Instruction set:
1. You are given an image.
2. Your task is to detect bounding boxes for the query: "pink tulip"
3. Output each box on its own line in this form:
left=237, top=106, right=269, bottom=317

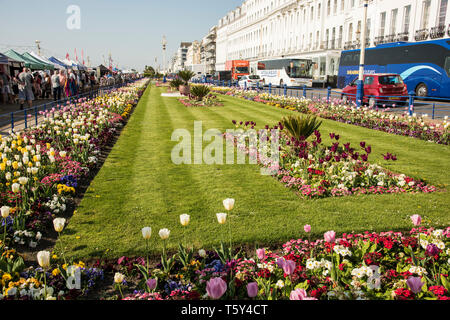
left=206, top=277, right=227, bottom=300
left=282, top=260, right=296, bottom=275
left=410, top=214, right=422, bottom=226
left=256, top=248, right=266, bottom=260
left=406, top=277, right=424, bottom=294
left=146, top=278, right=157, bottom=291
left=290, top=289, right=307, bottom=300
left=290, top=288, right=318, bottom=300
left=324, top=230, right=336, bottom=243
left=304, top=225, right=311, bottom=233
left=247, top=282, right=258, bottom=298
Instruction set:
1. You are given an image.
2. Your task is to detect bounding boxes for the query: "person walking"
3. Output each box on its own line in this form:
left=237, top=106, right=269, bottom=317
left=0, top=66, right=12, bottom=104
left=51, top=70, right=61, bottom=101
left=59, top=70, right=67, bottom=98
left=18, top=68, right=34, bottom=110
left=43, top=72, right=51, bottom=99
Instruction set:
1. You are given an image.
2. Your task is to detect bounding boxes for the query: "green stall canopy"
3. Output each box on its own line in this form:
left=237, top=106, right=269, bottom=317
left=4, top=49, right=49, bottom=70
left=22, top=52, right=54, bottom=71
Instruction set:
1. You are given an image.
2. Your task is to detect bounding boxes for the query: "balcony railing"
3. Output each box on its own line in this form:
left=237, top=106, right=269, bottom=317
left=374, top=35, right=385, bottom=46
left=415, top=29, right=429, bottom=41
left=385, top=34, right=396, bottom=43
left=430, top=25, right=446, bottom=39
left=396, top=32, right=409, bottom=41
left=344, top=41, right=354, bottom=50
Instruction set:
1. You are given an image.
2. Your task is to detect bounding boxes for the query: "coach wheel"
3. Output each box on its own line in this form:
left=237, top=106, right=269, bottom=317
left=415, top=83, right=428, bottom=97
left=368, top=97, right=376, bottom=108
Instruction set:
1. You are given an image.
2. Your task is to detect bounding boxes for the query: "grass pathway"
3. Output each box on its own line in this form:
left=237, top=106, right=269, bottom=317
left=60, top=85, right=450, bottom=259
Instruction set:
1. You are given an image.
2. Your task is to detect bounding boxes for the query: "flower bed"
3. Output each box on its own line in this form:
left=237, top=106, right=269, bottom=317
left=224, top=121, right=436, bottom=199
left=0, top=79, right=149, bottom=300
left=178, top=93, right=223, bottom=107
left=69, top=209, right=450, bottom=301
left=211, top=87, right=450, bottom=145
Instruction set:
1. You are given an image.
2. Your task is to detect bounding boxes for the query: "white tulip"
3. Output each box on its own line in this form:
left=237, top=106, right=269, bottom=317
left=18, top=177, right=28, bottom=185
left=198, top=249, right=207, bottom=258
left=141, top=227, right=152, bottom=240
left=216, top=213, right=227, bottom=225
left=59, top=151, right=67, bottom=158
left=1, top=206, right=10, bottom=218
left=37, top=251, right=51, bottom=268
left=223, top=198, right=235, bottom=211
left=53, top=218, right=66, bottom=233
left=180, top=214, right=190, bottom=227
left=114, top=272, right=125, bottom=284
left=12, top=183, right=20, bottom=193
left=158, top=228, right=170, bottom=240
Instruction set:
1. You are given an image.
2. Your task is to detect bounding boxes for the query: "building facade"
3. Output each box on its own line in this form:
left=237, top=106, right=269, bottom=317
left=171, top=42, right=192, bottom=72
left=201, top=26, right=217, bottom=74
left=215, top=0, right=449, bottom=81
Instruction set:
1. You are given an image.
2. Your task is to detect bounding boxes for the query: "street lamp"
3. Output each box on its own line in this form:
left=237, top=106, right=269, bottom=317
left=35, top=40, right=41, bottom=56
left=356, top=0, right=369, bottom=108
left=162, top=35, right=167, bottom=74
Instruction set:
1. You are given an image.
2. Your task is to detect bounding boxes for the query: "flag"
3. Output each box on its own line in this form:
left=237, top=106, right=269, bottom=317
left=81, top=49, right=85, bottom=65
left=66, top=53, right=70, bottom=60
left=74, top=48, right=78, bottom=62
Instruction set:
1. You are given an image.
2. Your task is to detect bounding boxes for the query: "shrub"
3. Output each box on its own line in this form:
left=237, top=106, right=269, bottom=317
left=280, top=114, right=322, bottom=141
left=177, top=70, right=195, bottom=85
left=170, top=78, right=184, bottom=90
left=190, top=85, right=211, bottom=101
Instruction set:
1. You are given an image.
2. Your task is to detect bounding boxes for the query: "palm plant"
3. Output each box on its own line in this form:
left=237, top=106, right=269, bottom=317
left=190, top=85, right=211, bottom=101
left=170, top=78, right=184, bottom=90
left=280, top=115, right=322, bottom=141
left=177, top=70, right=195, bottom=85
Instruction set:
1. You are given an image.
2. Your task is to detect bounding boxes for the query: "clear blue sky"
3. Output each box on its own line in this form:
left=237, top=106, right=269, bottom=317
left=0, top=0, right=242, bottom=71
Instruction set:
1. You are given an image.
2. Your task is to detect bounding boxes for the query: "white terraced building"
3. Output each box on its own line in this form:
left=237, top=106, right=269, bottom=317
left=215, top=0, right=450, bottom=84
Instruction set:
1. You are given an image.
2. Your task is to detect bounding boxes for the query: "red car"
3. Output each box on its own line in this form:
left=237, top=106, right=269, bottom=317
left=341, top=74, right=408, bottom=107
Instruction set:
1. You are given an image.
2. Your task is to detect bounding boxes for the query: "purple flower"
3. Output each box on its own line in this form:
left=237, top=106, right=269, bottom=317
left=206, top=277, right=227, bottom=300
left=425, top=243, right=439, bottom=256
left=247, top=282, right=258, bottom=298
left=146, top=278, right=157, bottom=291
left=282, top=260, right=296, bottom=275
left=406, top=277, right=424, bottom=294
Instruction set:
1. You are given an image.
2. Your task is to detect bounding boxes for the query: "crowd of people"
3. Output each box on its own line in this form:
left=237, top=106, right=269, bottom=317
left=0, top=66, right=135, bottom=110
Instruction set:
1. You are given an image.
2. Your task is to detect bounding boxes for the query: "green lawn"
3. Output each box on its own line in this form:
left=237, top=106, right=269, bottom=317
left=60, top=85, right=450, bottom=260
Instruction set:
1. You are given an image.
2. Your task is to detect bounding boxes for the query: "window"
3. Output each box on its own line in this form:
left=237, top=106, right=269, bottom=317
left=364, top=76, right=374, bottom=85
left=390, top=9, right=398, bottom=35
left=379, top=12, right=386, bottom=36
left=403, top=5, right=411, bottom=33
left=379, top=75, right=403, bottom=85
left=438, top=0, right=448, bottom=26
left=445, top=56, right=450, bottom=76
left=421, top=0, right=431, bottom=29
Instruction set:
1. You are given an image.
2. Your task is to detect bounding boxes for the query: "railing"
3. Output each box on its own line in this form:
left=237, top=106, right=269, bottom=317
left=396, top=32, right=409, bottom=41
left=415, top=29, right=429, bottom=41
left=0, top=80, right=138, bottom=134
left=374, top=35, right=385, bottom=46
left=430, top=25, right=446, bottom=39
left=197, top=80, right=450, bottom=120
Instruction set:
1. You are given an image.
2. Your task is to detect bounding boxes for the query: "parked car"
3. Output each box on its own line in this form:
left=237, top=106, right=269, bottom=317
left=341, top=74, right=408, bottom=107
left=238, top=75, right=265, bottom=89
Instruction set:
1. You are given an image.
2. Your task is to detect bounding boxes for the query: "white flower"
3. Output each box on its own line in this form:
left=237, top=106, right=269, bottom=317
left=216, top=213, right=227, bottom=225
left=53, top=218, right=66, bottom=233
left=114, top=272, right=125, bottom=284
left=158, top=228, right=170, bottom=240
left=198, top=249, right=207, bottom=258
left=223, top=198, right=235, bottom=211
left=180, top=214, right=190, bottom=227
left=141, top=227, right=152, bottom=240
left=37, top=251, right=51, bottom=268
left=1, top=206, right=10, bottom=218
left=275, top=280, right=284, bottom=288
